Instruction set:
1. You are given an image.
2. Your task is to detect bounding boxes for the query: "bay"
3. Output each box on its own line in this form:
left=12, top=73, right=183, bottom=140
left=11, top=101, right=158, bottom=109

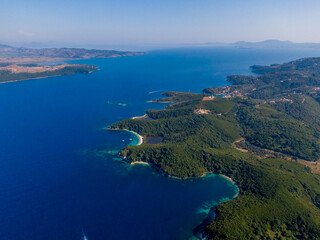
left=1, top=47, right=320, bottom=239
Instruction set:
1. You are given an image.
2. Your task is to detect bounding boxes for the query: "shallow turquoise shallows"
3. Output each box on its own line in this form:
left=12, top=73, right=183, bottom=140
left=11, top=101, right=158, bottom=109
left=1, top=47, right=320, bottom=240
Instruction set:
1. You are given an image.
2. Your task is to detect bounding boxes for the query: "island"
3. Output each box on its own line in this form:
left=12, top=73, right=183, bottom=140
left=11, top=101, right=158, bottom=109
left=110, top=57, right=320, bottom=239
left=0, top=44, right=143, bottom=83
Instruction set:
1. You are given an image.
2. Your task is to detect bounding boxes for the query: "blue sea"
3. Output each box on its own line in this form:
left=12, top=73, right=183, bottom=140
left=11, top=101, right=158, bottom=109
left=1, top=47, right=320, bottom=240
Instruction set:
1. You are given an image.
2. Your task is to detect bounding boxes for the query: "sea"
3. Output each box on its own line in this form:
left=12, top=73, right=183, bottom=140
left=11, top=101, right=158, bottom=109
left=1, top=47, right=320, bottom=240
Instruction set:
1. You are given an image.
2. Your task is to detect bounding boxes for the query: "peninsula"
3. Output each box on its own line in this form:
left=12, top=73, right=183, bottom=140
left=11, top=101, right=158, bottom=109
left=0, top=44, right=143, bottom=83
left=0, top=64, right=98, bottom=83
left=0, top=44, right=143, bottom=64
left=110, top=57, right=320, bottom=239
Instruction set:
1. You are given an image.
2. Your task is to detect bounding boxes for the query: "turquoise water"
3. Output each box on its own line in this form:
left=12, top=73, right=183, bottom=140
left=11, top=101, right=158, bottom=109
left=1, top=47, right=320, bottom=240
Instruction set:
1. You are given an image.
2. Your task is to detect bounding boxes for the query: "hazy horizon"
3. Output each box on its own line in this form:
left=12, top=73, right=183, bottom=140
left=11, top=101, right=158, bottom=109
left=2, top=0, right=320, bottom=47
left=3, top=39, right=320, bottom=52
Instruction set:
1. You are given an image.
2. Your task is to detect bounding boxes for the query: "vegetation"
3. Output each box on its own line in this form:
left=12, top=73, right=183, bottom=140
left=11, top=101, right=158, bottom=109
left=237, top=101, right=320, bottom=161
left=111, top=57, right=320, bottom=239
left=0, top=64, right=97, bottom=83
left=204, top=156, right=320, bottom=240
left=204, top=57, right=320, bottom=100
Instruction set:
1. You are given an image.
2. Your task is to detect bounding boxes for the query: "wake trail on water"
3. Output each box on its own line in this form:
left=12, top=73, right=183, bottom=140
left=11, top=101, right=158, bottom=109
left=148, top=89, right=165, bottom=94
left=82, top=230, right=88, bottom=240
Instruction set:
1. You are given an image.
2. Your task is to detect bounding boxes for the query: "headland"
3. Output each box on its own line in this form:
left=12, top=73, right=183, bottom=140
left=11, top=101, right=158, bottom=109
left=0, top=44, right=143, bottom=83
left=110, top=57, right=320, bottom=239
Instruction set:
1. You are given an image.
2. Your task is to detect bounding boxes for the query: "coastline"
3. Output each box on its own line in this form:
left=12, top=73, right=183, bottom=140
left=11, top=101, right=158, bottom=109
left=127, top=157, right=239, bottom=194
left=193, top=174, right=240, bottom=240
left=124, top=129, right=144, bottom=145
left=0, top=68, right=99, bottom=84
left=0, top=51, right=143, bottom=84
left=130, top=161, right=151, bottom=166
left=109, top=126, right=240, bottom=204
left=110, top=113, right=239, bottom=240
left=132, top=114, right=148, bottom=120
left=220, top=174, right=240, bottom=198
left=107, top=127, right=143, bottom=146
left=123, top=158, right=240, bottom=239
left=127, top=160, right=239, bottom=240
left=110, top=127, right=240, bottom=240
left=0, top=75, right=62, bottom=84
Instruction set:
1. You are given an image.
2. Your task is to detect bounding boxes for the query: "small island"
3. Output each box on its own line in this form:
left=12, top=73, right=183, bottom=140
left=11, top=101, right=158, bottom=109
left=110, top=57, right=320, bottom=239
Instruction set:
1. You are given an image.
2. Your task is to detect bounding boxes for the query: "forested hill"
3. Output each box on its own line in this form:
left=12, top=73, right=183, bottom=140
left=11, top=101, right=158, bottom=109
left=111, top=57, right=320, bottom=239
left=204, top=57, right=320, bottom=100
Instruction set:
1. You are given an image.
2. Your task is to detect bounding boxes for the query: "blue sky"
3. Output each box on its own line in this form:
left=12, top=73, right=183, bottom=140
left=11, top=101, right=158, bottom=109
left=1, top=0, right=320, bottom=46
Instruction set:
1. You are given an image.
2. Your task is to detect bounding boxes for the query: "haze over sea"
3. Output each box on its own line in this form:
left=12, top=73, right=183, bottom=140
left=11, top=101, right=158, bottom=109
left=1, top=47, right=320, bottom=240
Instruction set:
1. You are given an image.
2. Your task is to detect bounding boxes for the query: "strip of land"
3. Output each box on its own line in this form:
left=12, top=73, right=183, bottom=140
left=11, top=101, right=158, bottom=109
left=0, top=44, right=143, bottom=83
left=0, top=64, right=98, bottom=83
left=0, top=44, right=143, bottom=64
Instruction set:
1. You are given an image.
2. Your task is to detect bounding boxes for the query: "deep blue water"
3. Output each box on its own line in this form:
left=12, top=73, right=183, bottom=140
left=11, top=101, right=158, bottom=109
left=1, top=47, right=320, bottom=240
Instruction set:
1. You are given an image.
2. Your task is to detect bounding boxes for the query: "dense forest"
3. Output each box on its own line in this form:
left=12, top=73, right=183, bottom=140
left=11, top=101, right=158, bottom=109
left=110, top=58, right=320, bottom=239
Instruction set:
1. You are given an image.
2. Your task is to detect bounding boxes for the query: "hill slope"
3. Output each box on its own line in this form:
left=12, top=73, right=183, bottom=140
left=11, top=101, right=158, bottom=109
left=111, top=57, right=320, bottom=239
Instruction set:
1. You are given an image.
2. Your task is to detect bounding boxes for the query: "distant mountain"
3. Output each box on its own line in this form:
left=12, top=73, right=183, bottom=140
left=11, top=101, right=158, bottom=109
left=0, top=44, right=15, bottom=50
left=203, top=40, right=320, bottom=49
left=0, top=44, right=144, bottom=63
left=232, top=40, right=320, bottom=49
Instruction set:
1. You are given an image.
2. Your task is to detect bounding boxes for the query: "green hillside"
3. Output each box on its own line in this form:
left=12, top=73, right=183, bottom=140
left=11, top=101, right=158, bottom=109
left=111, top=58, right=320, bottom=239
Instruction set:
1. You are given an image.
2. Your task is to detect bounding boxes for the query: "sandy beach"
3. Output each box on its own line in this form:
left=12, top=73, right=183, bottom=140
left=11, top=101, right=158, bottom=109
left=132, top=114, right=148, bottom=120
left=130, top=161, right=151, bottom=166
left=126, top=129, right=143, bottom=145
left=107, top=128, right=143, bottom=145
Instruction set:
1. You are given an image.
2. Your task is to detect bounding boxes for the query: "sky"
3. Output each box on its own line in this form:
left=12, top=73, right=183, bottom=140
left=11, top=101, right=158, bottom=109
left=1, top=0, right=320, bottom=47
